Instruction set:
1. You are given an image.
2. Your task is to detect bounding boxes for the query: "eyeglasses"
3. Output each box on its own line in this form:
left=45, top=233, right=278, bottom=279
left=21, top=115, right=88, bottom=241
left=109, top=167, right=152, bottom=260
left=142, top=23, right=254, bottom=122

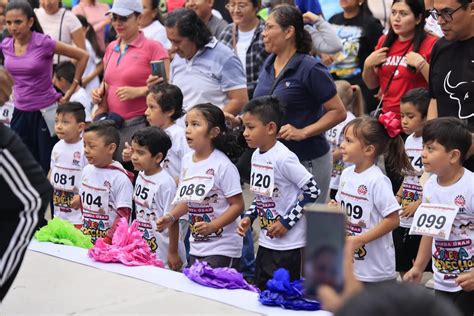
left=225, top=3, right=250, bottom=11
left=111, top=13, right=135, bottom=23
left=430, top=4, right=465, bottom=22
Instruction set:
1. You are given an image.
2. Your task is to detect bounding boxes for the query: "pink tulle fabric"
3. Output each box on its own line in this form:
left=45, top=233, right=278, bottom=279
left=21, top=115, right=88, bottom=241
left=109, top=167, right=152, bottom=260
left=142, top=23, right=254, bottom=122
left=88, top=218, right=164, bottom=268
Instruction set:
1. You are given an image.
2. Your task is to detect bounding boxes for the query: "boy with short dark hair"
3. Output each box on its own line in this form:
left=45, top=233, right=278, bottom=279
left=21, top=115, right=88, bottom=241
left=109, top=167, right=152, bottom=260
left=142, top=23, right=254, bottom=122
left=237, top=96, right=321, bottom=290
left=80, top=120, right=133, bottom=243
left=50, top=102, right=87, bottom=226
left=53, top=61, right=92, bottom=122
left=404, top=117, right=474, bottom=316
left=130, top=126, right=187, bottom=271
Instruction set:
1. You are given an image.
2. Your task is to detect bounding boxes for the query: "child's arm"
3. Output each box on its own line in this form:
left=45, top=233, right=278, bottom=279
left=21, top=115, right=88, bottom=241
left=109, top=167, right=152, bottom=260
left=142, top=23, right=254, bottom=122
left=195, top=193, right=245, bottom=236
left=237, top=197, right=258, bottom=237
left=156, top=203, right=188, bottom=232
left=82, top=62, right=104, bottom=87
left=395, top=184, right=403, bottom=204
left=167, top=220, right=183, bottom=271
left=403, top=235, right=433, bottom=283
left=347, top=211, right=399, bottom=251
left=400, top=199, right=422, bottom=218
left=268, top=177, right=320, bottom=238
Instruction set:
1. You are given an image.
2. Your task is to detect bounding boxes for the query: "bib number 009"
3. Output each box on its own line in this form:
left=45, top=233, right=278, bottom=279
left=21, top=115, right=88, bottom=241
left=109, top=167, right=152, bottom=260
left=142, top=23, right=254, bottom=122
left=341, top=201, right=363, bottom=220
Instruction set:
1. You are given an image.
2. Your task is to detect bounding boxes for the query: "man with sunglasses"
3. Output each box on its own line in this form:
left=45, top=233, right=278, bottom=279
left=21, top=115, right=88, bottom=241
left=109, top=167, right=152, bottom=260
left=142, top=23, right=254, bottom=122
left=427, top=0, right=474, bottom=174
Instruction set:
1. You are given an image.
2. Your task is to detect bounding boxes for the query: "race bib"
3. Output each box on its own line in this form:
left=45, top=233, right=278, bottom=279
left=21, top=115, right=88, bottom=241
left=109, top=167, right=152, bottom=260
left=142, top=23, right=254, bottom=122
left=134, top=181, right=156, bottom=211
left=173, top=175, right=214, bottom=204
left=51, top=167, right=81, bottom=192
left=409, top=203, right=458, bottom=240
left=250, top=163, right=275, bottom=197
left=81, top=183, right=109, bottom=214
left=0, top=100, right=14, bottom=126
left=341, top=199, right=371, bottom=231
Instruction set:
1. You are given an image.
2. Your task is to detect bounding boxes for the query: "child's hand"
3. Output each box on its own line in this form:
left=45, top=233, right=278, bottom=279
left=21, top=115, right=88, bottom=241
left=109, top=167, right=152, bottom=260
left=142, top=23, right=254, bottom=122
left=70, top=194, right=81, bottom=209
left=103, top=235, right=112, bottom=245
left=456, top=270, right=474, bottom=292
left=237, top=217, right=251, bottom=237
left=168, top=252, right=183, bottom=272
left=400, top=203, right=419, bottom=218
left=403, top=266, right=423, bottom=284
left=194, top=221, right=217, bottom=236
left=346, top=235, right=365, bottom=252
left=122, top=142, right=132, bottom=162
left=328, top=199, right=339, bottom=207
left=156, top=216, right=172, bottom=232
left=267, top=221, right=288, bottom=238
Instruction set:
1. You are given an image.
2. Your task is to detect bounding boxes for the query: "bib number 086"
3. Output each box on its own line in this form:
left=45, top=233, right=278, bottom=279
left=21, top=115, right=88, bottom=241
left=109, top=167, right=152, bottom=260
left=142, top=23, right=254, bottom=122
left=179, top=184, right=206, bottom=197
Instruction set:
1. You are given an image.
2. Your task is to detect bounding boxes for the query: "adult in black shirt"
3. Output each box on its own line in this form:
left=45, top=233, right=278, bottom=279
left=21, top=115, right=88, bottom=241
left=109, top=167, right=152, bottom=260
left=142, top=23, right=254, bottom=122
left=326, top=0, right=383, bottom=113
left=427, top=0, right=474, bottom=172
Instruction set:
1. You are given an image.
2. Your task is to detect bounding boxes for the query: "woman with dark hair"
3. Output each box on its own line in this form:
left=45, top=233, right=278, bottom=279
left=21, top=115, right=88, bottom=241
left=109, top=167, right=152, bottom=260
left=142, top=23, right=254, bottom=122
left=139, top=0, right=171, bottom=49
left=159, top=8, right=248, bottom=115
left=362, top=0, right=438, bottom=118
left=72, top=0, right=110, bottom=51
left=1, top=0, right=88, bottom=172
left=325, top=0, right=384, bottom=113
left=35, top=0, right=86, bottom=64
left=253, top=5, right=347, bottom=203
left=91, top=0, right=169, bottom=166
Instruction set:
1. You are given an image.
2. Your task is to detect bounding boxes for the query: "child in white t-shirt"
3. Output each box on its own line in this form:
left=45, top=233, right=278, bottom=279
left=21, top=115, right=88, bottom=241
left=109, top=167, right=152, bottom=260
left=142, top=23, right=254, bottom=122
left=130, top=126, right=187, bottom=270
left=50, top=102, right=87, bottom=227
left=326, top=80, right=362, bottom=199
left=156, top=104, right=245, bottom=269
left=393, top=88, right=430, bottom=277
left=236, top=96, right=321, bottom=290
left=122, top=84, right=191, bottom=242
left=331, top=114, right=412, bottom=283
left=404, top=118, right=474, bottom=316
left=79, top=121, right=133, bottom=244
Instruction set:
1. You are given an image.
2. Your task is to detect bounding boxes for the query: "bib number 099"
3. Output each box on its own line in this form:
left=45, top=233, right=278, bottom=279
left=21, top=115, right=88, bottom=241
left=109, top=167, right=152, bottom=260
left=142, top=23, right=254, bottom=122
left=179, top=184, right=206, bottom=197
left=416, top=213, right=446, bottom=230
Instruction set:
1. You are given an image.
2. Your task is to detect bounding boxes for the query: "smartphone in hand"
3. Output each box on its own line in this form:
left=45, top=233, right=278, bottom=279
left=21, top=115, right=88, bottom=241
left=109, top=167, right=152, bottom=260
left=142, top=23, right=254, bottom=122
left=150, top=60, right=167, bottom=83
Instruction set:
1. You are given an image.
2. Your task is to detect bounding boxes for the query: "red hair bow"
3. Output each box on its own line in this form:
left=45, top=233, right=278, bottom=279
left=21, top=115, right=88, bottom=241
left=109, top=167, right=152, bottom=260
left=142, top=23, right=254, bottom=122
left=378, top=112, right=402, bottom=138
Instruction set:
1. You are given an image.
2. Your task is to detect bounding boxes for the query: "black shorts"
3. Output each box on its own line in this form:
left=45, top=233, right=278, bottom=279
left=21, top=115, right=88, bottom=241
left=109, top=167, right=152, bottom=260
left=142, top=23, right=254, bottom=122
left=393, top=226, right=432, bottom=272
left=255, top=246, right=303, bottom=291
left=435, top=289, right=474, bottom=316
left=188, top=254, right=240, bottom=270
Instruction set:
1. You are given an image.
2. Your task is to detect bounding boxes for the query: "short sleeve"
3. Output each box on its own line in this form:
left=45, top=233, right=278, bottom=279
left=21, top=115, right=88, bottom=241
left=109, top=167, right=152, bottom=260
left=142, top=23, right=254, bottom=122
left=220, top=54, right=247, bottom=92
left=306, top=62, right=337, bottom=105
left=157, top=178, right=177, bottom=214
left=113, top=175, right=133, bottom=209
left=50, top=144, right=58, bottom=171
left=372, top=176, right=400, bottom=217
left=39, top=34, right=57, bottom=57
left=279, top=153, right=313, bottom=189
left=217, top=162, right=242, bottom=198
left=374, top=34, right=386, bottom=50
left=65, top=11, right=83, bottom=34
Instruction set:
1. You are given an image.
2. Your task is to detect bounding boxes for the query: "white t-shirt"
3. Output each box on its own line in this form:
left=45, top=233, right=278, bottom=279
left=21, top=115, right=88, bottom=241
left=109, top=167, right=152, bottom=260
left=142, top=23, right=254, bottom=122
left=326, top=111, right=355, bottom=190
left=235, top=28, right=255, bottom=70
left=83, top=39, right=101, bottom=97
left=399, top=134, right=424, bottom=228
left=425, top=16, right=443, bottom=38
left=35, top=8, right=82, bottom=63
left=80, top=162, right=133, bottom=242
left=422, top=169, right=474, bottom=292
left=251, top=141, right=312, bottom=251
left=177, top=149, right=243, bottom=258
left=141, top=20, right=171, bottom=50
left=163, top=124, right=190, bottom=181
left=50, top=139, right=88, bottom=224
left=134, top=171, right=187, bottom=268
left=70, top=87, right=92, bottom=122
left=336, top=165, right=400, bottom=282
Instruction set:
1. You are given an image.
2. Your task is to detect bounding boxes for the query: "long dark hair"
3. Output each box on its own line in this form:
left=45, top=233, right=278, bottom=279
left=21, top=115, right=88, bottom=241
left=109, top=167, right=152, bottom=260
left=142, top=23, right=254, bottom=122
left=164, top=8, right=212, bottom=50
left=76, top=14, right=103, bottom=58
left=6, top=0, right=43, bottom=34
left=270, top=5, right=312, bottom=54
left=189, top=103, right=246, bottom=161
left=381, top=0, right=427, bottom=53
left=147, top=0, right=164, bottom=24
left=344, top=116, right=414, bottom=175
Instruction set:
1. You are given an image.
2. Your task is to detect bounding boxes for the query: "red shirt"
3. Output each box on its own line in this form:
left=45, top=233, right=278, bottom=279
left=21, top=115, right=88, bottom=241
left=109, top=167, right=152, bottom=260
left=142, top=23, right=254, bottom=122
left=375, top=34, right=438, bottom=116
left=103, top=32, right=168, bottom=120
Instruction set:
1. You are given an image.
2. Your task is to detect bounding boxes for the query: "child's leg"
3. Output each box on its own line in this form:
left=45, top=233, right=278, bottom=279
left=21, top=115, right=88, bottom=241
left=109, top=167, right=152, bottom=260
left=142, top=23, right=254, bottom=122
left=329, top=189, right=338, bottom=200
left=435, top=290, right=474, bottom=316
left=188, top=254, right=240, bottom=270
left=255, top=246, right=303, bottom=291
left=393, top=227, right=431, bottom=277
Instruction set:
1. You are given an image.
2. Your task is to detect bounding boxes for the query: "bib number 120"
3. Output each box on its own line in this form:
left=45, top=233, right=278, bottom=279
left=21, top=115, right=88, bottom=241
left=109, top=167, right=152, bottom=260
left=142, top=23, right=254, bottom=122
left=250, top=172, right=271, bottom=189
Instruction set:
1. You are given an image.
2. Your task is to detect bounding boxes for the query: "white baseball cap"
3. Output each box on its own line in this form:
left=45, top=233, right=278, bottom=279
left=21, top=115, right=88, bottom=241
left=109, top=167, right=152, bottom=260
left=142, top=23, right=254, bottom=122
left=106, top=0, right=143, bottom=16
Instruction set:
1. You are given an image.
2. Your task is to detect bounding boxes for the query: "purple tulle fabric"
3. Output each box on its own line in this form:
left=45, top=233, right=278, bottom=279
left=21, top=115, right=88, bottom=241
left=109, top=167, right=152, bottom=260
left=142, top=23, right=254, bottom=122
left=184, top=260, right=259, bottom=293
left=259, top=268, right=321, bottom=311
left=88, top=218, right=164, bottom=268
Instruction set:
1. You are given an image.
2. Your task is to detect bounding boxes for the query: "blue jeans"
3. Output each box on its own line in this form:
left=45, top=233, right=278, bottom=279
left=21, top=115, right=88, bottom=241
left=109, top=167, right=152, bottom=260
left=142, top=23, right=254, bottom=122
left=240, top=215, right=255, bottom=277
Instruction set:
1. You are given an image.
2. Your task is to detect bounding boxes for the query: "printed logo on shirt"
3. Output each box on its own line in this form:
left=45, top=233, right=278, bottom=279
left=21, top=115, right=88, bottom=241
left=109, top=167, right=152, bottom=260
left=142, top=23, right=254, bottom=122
left=454, top=195, right=466, bottom=207
left=347, top=224, right=367, bottom=260
left=433, top=239, right=473, bottom=278
left=357, top=185, right=367, bottom=195
left=141, top=227, right=158, bottom=252
left=188, top=196, right=223, bottom=241
left=206, top=168, right=215, bottom=176
left=103, top=181, right=111, bottom=190
left=81, top=218, right=109, bottom=241
left=72, top=151, right=81, bottom=167
left=163, top=158, right=170, bottom=169
left=256, top=197, right=279, bottom=229
left=443, top=71, right=474, bottom=120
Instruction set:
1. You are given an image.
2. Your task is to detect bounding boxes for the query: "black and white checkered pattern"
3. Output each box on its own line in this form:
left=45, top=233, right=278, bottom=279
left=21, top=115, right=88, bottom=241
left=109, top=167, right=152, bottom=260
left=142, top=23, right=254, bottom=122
left=281, top=178, right=320, bottom=229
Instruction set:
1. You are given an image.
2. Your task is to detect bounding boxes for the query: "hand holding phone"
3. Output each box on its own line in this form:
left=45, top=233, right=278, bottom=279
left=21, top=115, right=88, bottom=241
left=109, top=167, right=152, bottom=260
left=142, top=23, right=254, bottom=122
left=150, top=60, right=167, bottom=83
